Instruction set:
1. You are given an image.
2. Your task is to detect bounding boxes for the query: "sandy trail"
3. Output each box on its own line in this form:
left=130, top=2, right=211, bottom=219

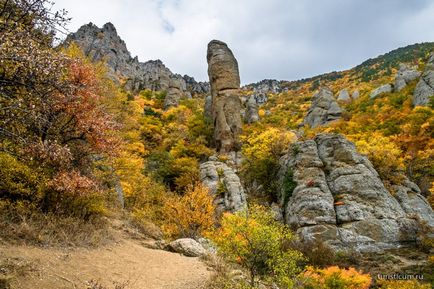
left=0, top=239, right=211, bottom=289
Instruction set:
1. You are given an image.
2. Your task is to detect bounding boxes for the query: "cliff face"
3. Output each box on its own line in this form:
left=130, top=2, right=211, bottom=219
left=278, top=134, right=434, bottom=252
left=65, top=22, right=209, bottom=97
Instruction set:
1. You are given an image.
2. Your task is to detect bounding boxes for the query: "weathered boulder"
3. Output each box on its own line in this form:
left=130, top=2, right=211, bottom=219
left=207, top=40, right=242, bottom=153
left=337, top=89, right=351, bottom=101
left=370, top=84, right=393, bottom=99
left=278, top=133, right=434, bottom=252
left=394, top=64, right=420, bottom=92
left=167, top=238, right=206, bottom=257
left=414, top=53, right=434, bottom=106
left=303, top=88, right=342, bottom=128
left=199, top=160, right=247, bottom=214
left=164, top=78, right=184, bottom=110
left=245, top=96, right=260, bottom=124
left=351, top=90, right=360, bottom=99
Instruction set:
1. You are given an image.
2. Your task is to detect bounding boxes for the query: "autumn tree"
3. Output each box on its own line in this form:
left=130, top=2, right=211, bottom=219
left=0, top=0, right=119, bottom=216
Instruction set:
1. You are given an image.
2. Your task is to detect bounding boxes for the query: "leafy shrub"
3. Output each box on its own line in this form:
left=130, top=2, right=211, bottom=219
left=208, top=205, right=304, bottom=288
left=300, top=266, right=371, bottom=289
left=162, top=183, right=215, bottom=239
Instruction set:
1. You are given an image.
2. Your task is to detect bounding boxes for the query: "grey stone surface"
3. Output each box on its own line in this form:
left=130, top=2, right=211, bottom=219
left=351, top=90, right=360, bottom=99
left=199, top=160, right=247, bottom=213
left=394, top=64, right=420, bottom=92
left=207, top=40, right=243, bottom=153
left=278, top=133, right=434, bottom=252
left=337, top=89, right=351, bottom=101
left=303, top=87, right=342, bottom=128
left=245, top=95, right=260, bottom=124
left=65, top=22, right=205, bottom=100
left=370, top=84, right=393, bottom=99
left=167, top=238, right=206, bottom=257
left=414, top=53, right=434, bottom=106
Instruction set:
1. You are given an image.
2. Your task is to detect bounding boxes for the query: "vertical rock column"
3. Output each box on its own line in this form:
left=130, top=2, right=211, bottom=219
left=207, top=40, right=242, bottom=153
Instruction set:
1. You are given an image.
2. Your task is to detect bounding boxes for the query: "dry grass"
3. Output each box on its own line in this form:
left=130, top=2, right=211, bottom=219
left=0, top=204, right=115, bottom=247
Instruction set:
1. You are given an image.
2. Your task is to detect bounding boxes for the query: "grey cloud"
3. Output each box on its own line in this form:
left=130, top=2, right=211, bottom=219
left=54, top=0, right=434, bottom=84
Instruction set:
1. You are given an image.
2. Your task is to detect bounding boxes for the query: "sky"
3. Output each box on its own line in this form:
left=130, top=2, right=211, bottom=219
left=53, top=0, right=434, bottom=84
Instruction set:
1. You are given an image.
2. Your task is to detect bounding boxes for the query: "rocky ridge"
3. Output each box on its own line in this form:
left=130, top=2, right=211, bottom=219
left=65, top=22, right=209, bottom=100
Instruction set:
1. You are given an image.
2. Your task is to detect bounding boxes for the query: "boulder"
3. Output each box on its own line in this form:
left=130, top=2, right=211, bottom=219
left=337, top=89, right=351, bottom=101
left=351, top=90, right=360, bottom=99
left=394, top=64, right=420, bottom=92
left=207, top=40, right=243, bottom=153
left=278, top=133, right=434, bottom=252
left=167, top=238, right=206, bottom=257
left=303, top=87, right=342, bottom=128
left=199, top=159, right=247, bottom=214
left=414, top=53, right=434, bottom=106
left=370, top=84, right=393, bottom=99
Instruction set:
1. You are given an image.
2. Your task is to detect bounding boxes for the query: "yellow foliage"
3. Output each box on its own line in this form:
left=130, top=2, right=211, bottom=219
left=302, top=266, right=371, bottom=289
left=377, top=279, right=431, bottom=289
left=242, top=127, right=297, bottom=161
left=162, top=183, right=215, bottom=238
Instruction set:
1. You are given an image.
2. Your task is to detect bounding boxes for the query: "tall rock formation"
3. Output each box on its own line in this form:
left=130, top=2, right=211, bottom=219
left=65, top=22, right=209, bottom=99
left=207, top=40, right=242, bottom=153
left=414, top=53, right=434, bottom=106
left=278, top=134, right=434, bottom=252
left=303, top=87, right=342, bottom=128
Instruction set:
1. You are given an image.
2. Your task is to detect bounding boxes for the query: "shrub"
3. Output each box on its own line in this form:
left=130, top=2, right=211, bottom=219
left=208, top=205, right=304, bottom=288
left=162, top=183, right=215, bottom=239
left=300, top=266, right=371, bottom=289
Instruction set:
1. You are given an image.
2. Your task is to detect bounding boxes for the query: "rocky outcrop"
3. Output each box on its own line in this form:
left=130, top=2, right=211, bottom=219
left=278, top=134, right=434, bottom=252
left=351, top=90, right=360, bottom=99
left=199, top=159, right=247, bottom=214
left=65, top=22, right=205, bottom=101
left=167, top=238, right=206, bottom=257
left=164, top=78, right=185, bottom=110
left=204, top=95, right=212, bottom=119
left=394, top=64, right=420, bottom=92
left=370, top=84, right=393, bottom=99
left=207, top=40, right=242, bottom=153
left=337, top=89, right=350, bottom=101
left=244, top=96, right=260, bottom=124
left=183, top=75, right=210, bottom=95
left=303, top=88, right=342, bottom=128
left=414, top=53, right=434, bottom=106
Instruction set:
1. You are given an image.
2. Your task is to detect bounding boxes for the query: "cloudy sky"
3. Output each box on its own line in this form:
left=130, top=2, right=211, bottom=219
left=54, top=0, right=434, bottom=84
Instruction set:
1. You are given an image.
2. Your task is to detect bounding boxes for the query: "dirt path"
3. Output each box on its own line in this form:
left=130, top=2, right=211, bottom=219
left=0, top=239, right=211, bottom=289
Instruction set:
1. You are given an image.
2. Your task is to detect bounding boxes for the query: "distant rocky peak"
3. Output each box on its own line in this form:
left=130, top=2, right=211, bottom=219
left=65, top=22, right=209, bottom=96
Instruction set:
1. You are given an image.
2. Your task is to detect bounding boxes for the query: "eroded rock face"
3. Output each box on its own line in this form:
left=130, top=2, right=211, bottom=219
left=244, top=96, right=260, bottom=124
left=370, top=84, right=393, bottom=99
left=164, top=78, right=185, bottom=110
left=278, top=134, right=434, bottom=252
left=207, top=40, right=242, bottom=153
left=303, top=88, right=342, bottom=128
left=199, top=160, right=247, bottom=214
left=414, top=53, right=434, bottom=106
left=183, top=75, right=210, bottom=95
left=394, top=64, right=420, bottom=92
left=65, top=22, right=205, bottom=101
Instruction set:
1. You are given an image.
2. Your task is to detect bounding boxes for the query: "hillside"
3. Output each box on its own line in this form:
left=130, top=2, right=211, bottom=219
left=1, top=1, right=433, bottom=289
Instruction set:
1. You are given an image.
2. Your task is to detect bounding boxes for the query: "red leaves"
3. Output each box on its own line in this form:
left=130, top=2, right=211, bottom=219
left=49, top=170, right=99, bottom=197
